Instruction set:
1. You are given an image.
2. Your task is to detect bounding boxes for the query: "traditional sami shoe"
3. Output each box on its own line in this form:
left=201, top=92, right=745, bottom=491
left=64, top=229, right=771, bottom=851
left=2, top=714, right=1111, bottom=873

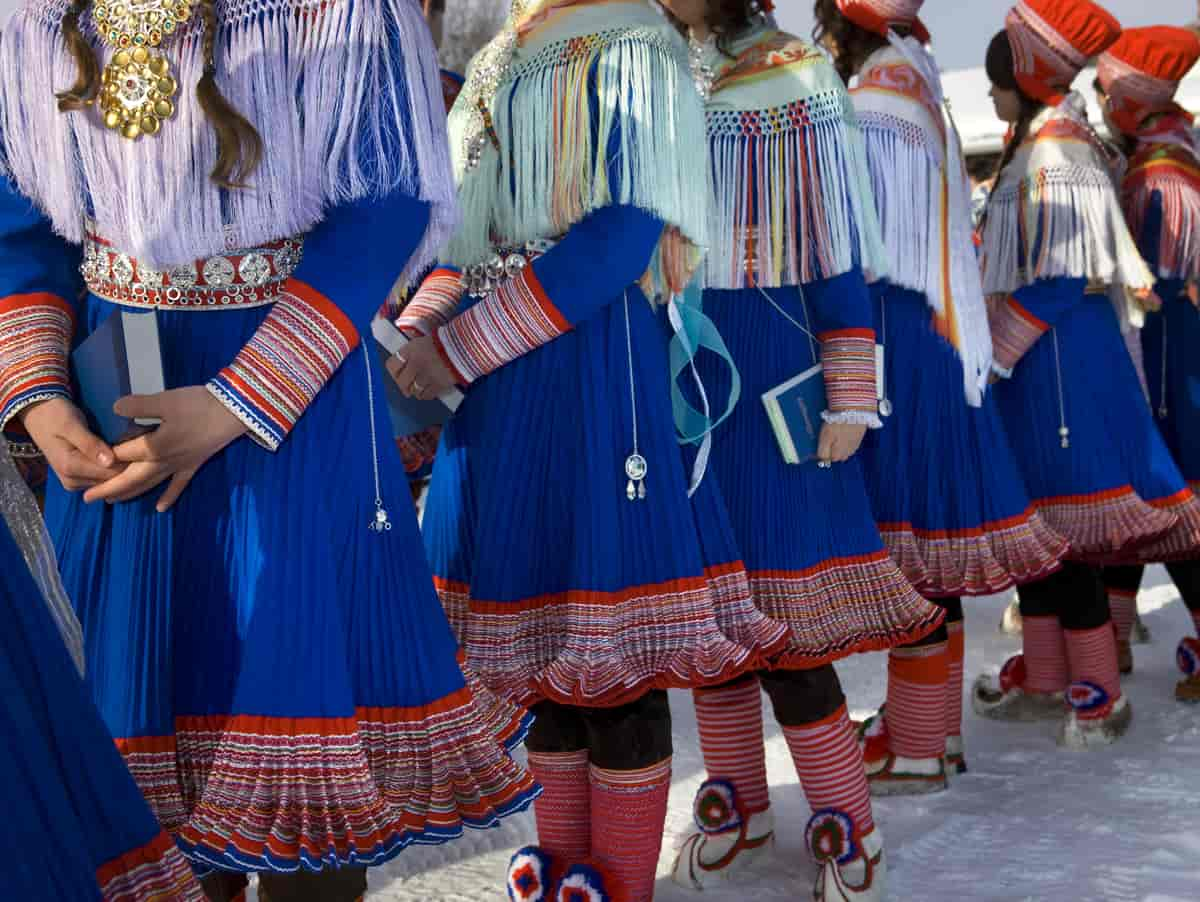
left=555, top=861, right=627, bottom=902
left=1058, top=682, right=1132, bottom=750
left=1117, top=639, right=1134, bottom=676
left=944, top=735, right=968, bottom=776
left=1175, top=638, right=1200, bottom=703
left=670, top=779, right=775, bottom=889
left=508, top=846, right=557, bottom=902
left=972, top=655, right=1065, bottom=721
left=999, top=597, right=1023, bottom=636
left=858, top=710, right=947, bottom=796
left=807, top=810, right=885, bottom=902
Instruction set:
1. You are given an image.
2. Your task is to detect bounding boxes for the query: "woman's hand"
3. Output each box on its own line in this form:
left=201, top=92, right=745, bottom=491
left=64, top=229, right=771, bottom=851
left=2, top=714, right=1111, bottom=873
left=386, top=335, right=458, bottom=400
left=19, top=397, right=123, bottom=490
left=83, top=387, right=247, bottom=511
left=817, top=421, right=868, bottom=466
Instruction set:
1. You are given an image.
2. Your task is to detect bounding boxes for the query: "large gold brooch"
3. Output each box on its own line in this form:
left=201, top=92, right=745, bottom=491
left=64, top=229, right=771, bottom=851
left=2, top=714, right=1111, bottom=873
left=91, top=1, right=193, bottom=140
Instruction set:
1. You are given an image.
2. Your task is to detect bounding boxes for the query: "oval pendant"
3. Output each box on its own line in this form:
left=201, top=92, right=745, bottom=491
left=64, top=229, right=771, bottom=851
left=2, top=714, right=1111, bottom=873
left=878, top=397, right=893, bottom=418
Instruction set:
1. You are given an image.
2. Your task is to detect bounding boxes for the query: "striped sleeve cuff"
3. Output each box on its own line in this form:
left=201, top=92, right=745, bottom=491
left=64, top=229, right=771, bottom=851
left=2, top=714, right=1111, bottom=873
left=819, top=328, right=881, bottom=427
left=0, top=293, right=75, bottom=431
left=395, top=267, right=464, bottom=338
left=434, top=265, right=569, bottom=385
left=989, top=296, right=1048, bottom=373
left=207, top=280, right=358, bottom=450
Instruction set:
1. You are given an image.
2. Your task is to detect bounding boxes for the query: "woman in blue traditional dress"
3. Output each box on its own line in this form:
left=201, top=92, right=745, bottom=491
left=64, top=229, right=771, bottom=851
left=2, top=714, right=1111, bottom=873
left=971, top=0, right=1200, bottom=750
left=0, top=441, right=202, bottom=901
left=0, top=0, right=535, bottom=897
left=1094, top=26, right=1200, bottom=701
left=638, top=3, right=942, bottom=900
left=389, top=1, right=789, bottom=899
left=815, top=0, right=1068, bottom=797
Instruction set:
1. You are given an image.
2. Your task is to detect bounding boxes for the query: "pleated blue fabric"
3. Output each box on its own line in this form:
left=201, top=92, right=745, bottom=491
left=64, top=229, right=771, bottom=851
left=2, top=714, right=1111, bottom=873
left=1, top=478, right=201, bottom=900
left=858, top=284, right=1068, bottom=596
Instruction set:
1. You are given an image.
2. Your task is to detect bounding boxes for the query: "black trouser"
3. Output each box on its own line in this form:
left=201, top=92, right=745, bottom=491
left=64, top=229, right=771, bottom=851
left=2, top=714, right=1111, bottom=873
left=897, top=596, right=963, bottom=649
left=200, top=868, right=368, bottom=902
left=1105, top=562, right=1200, bottom=612
left=696, top=664, right=846, bottom=729
left=525, top=690, right=672, bottom=770
left=1018, top=561, right=1111, bottom=630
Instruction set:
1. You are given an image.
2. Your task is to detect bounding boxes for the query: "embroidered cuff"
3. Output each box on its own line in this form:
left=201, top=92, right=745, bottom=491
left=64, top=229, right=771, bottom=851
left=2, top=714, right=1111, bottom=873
left=395, top=267, right=464, bottom=338
left=208, top=280, right=358, bottom=450
left=821, top=409, right=883, bottom=429
left=819, top=329, right=878, bottom=420
left=989, top=297, right=1048, bottom=373
left=435, top=266, right=569, bottom=385
left=0, top=293, right=75, bottom=431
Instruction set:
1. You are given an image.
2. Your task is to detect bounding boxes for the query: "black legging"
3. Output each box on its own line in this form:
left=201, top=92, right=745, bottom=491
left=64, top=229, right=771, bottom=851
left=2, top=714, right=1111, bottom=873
left=898, top=596, right=963, bottom=649
left=525, top=690, right=673, bottom=771
left=1105, top=561, right=1200, bottom=612
left=1019, top=561, right=1111, bottom=630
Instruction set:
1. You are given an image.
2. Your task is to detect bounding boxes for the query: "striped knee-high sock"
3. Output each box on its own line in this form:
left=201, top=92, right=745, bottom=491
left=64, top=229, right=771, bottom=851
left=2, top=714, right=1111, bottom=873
left=1108, top=589, right=1137, bottom=644
left=886, top=641, right=949, bottom=759
left=1022, top=615, right=1069, bottom=693
left=945, top=618, right=965, bottom=741
left=782, top=706, right=874, bottom=835
left=527, top=750, right=591, bottom=862
left=693, top=679, right=770, bottom=815
left=590, top=759, right=672, bottom=902
left=1065, top=624, right=1121, bottom=700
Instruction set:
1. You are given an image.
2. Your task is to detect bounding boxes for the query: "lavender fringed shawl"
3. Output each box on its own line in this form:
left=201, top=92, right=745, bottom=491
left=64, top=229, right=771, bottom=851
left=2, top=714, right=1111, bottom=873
left=0, top=0, right=457, bottom=279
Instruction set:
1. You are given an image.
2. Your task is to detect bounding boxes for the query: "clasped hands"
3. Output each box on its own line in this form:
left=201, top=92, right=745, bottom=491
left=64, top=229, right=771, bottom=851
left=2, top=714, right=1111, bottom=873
left=20, top=386, right=247, bottom=512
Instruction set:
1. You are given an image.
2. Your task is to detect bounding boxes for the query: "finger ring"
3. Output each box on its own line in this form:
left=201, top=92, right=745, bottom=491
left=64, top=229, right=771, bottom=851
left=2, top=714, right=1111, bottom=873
left=412, top=381, right=425, bottom=395
left=817, top=459, right=832, bottom=469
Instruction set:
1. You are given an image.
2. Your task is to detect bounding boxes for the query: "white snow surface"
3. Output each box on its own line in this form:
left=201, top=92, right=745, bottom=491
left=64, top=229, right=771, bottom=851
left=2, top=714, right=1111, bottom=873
left=260, top=567, right=1200, bottom=901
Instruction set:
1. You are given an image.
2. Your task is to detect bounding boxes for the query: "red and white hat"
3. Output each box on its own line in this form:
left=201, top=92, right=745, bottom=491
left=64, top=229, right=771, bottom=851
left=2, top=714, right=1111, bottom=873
left=1004, top=0, right=1121, bottom=105
left=1097, top=26, right=1200, bottom=136
left=835, top=0, right=930, bottom=45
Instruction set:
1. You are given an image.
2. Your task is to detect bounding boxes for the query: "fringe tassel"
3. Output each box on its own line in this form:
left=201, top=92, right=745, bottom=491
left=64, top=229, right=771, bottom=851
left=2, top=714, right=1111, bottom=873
left=979, top=96, right=1154, bottom=297
left=703, top=90, right=887, bottom=290
left=1123, top=152, right=1200, bottom=282
left=445, top=18, right=708, bottom=286
left=0, top=0, right=456, bottom=279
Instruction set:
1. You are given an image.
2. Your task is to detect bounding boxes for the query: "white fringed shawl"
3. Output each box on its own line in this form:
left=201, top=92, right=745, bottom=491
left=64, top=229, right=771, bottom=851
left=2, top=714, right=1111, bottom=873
left=444, top=0, right=707, bottom=294
left=0, top=0, right=456, bottom=279
left=702, top=26, right=888, bottom=290
left=978, top=93, right=1154, bottom=298
left=852, top=38, right=991, bottom=406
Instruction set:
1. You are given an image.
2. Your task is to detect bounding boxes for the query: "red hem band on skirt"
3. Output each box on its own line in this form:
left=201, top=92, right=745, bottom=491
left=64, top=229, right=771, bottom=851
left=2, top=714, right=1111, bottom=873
left=1130, top=489, right=1200, bottom=563
left=745, top=550, right=946, bottom=670
left=1033, top=485, right=1180, bottom=564
left=95, top=830, right=203, bottom=901
left=878, top=506, right=1069, bottom=597
left=435, top=562, right=790, bottom=709
left=116, top=690, right=538, bottom=871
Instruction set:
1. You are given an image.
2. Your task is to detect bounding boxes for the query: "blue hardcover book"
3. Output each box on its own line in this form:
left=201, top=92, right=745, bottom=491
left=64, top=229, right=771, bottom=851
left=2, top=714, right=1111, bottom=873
left=371, top=316, right=463, bottom=438
left=71, top=309, right=165, bottom=444
left=761, top=362, right=825, bottom=465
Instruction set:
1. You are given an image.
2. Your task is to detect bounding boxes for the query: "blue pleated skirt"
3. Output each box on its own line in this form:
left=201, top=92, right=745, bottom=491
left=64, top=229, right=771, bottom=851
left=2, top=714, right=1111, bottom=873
left=858, top=284, right=1067, bottom=596
left=1138, top=280, right=1200, bottom=562
left=42, top=290, right=537, bottom=874
left=992, top=283, right=1200, bottom=563
left=693, top=286, right=941, bottom=669
left=422, top=288, right=787, bottom=707
left=1, top=478, right=201, bottom=900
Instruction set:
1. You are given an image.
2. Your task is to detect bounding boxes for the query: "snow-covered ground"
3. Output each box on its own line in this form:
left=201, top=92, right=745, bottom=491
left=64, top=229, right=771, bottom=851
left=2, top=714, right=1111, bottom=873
left=292, top=567, right=1200, bottom=900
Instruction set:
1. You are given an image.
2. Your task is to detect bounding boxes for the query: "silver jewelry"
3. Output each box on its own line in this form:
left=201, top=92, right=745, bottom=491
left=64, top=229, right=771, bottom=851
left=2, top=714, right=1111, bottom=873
left=623, top=293, right=647, bottom=501
left=363, top=346, right=391, bottom=533
left=688, top=32, right=718, bottom=101
left=817, top=459, right=832, bottom=469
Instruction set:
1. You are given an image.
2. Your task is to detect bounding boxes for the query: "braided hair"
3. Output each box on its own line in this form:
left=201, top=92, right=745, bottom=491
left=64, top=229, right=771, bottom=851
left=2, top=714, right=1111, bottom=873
left=56, top=0, right=263, bottom=187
